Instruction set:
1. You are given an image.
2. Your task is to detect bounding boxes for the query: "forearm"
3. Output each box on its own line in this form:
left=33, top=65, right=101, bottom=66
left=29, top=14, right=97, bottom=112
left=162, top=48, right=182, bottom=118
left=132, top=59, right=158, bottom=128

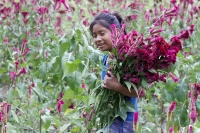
left=115, top=83, right=138, bottom=97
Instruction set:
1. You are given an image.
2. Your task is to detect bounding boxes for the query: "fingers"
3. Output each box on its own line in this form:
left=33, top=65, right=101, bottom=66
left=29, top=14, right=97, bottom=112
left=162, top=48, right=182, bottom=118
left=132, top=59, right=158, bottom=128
left=107, top=71, right=113, bottom=77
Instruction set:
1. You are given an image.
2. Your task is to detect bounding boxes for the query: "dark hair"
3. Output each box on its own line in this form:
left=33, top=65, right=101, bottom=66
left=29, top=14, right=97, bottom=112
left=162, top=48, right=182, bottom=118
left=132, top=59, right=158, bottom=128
left=89, top=12, right=126, bottom=35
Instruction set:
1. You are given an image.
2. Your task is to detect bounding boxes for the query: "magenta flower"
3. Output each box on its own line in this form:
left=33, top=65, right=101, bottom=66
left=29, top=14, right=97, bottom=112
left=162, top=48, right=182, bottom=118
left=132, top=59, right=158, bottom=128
left=21, top=39, right=27, bottom=53
left=178, top=30, right=190, bottom=39
left=36, top=6, right=49, bottom=15
left=22, top=48, right=30, bottom=56
left=133, top=112, right=139, bottom=123
left=68, top=102, right=74, bottom=109
left=190, top=110, right=198, bottom=123
left=4, top=37, right=9, bottom=45
left=169, top=126, right=174, bottom=133
left=138, top=88, right=146, bottom=97
left=87, top=109, right=95, bottom=121
left=168, top=72, right=178, bottom=82
left=60, top=0, right=70, bottom=12
left=9, top=71, right=16, bottom=81
left=57, top=99, right=65, bottom=115
left=16, top=67, right=26, bottom=76
left=21, top=12, right=28, bottom=18
left=133, top=112, right=139, bottom=131
left=189, top=24, right=195, bottom=34
left=169, top=102, right=176, bottom=112
left=189, top=125, right=193, bottom=133
left=15, top=61, right=19, bottom=71
left=81, top=83, right=86, bottom=89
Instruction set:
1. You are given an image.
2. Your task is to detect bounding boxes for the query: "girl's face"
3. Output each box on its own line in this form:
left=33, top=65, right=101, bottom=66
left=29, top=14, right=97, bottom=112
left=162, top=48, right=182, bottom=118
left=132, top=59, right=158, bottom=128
left=92, top=24, right=113, bottom=51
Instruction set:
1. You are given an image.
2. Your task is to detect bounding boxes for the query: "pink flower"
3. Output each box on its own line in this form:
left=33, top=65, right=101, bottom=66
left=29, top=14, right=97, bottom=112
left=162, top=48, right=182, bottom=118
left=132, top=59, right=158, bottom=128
left=168, top=72, right=178, bottom=82
left=170, top=36, right=182, bottom=53
left=21, top=39, right=27, bottom=53
left=168, top=102, right=176, bottom=112
left=57, top=99, right=65, bottom=115
left=189, top=24, right=195, bottom=34
left=169, top=126, right=174, bottom=133
left=22, top=48, right=30, bottom=56
left=138, top=88, right=146, bottom=97
left=16, top=67, right=26, bottom=76
left=190, top=110, right=198, bottom=123
left=68, top=102, right=74, bottom=109
left=189, top=125, right=193, bottom=133
left=133, top=112, right=139, bottom=131
left=81, top=83, right=86, bottom=89
left=9, top=71, right=16, bottom=81
left=178, top=30, right=190, bottom=39
left=4, top=37, right=9, bottom=45
left=21, top=11, right=28, bottom=18
left=15, top=61, right=19, bottom=71
left=87, top=109, right=95, bottom=121
left=133, top=112, right=139, bottom=123
left=159, top=74, right=166, bottom=82
left=60, top=0, right=70, bottom=12
left=130, top=14, right=137, bottom=20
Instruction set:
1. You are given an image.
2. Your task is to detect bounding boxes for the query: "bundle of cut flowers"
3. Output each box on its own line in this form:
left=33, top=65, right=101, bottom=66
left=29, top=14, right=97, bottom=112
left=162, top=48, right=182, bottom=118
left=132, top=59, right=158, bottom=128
left=91, top=5, right=193, bottom=129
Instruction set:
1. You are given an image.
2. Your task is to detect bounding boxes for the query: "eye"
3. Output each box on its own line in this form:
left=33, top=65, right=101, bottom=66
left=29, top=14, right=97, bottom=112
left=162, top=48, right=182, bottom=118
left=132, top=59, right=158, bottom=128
left=100, top=32, right=105, bottom=36
left=92, top=34, right=97, bottom=38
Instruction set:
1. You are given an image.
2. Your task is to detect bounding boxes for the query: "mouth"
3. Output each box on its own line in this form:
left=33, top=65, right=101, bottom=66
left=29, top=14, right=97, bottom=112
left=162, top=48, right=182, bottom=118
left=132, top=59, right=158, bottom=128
left=97, top=43, right=105, bottom=49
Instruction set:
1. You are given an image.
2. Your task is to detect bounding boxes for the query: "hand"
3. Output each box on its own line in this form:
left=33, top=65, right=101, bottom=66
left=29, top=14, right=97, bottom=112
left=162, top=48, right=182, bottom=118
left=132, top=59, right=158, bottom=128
left=102, top=71, right=121, bottom=91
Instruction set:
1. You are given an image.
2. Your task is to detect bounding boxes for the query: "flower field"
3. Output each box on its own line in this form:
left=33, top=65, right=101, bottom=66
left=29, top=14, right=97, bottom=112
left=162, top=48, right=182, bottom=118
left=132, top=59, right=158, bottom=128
left=0, top=0, right=200, bottom=132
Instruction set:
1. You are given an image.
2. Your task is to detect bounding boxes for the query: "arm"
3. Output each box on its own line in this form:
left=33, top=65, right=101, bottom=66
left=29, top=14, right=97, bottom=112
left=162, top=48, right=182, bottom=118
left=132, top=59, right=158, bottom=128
left=102, top=71, right=138, bottom=97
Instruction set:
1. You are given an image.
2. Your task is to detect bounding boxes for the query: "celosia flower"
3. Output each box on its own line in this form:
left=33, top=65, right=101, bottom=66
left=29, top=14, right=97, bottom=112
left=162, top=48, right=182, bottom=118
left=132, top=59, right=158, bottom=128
left=169, top=126, right=174, bottom=133
left=138, top=88, right=146, bottom=97
left=15, top=61, right=19, bottom=71
left=169, top=102, right=176, bottom=112
left=189, top=24, right=195, bottom=34
left=68, top=102, right=74, bottom=109
left=87, top=109, right=95, bottom=121
left=133, top=112, right=139, bottom=131
left=189, top=110, right=198, bottom=123
left=189, top=125, right=193, bottom=133
left=159, top=74, right=166, bottom=82
left=21, top=39, right=27, bottom=53
left=9, top=71, right=16, bottom=81
left=178, top=30, right=190, bottom=39
left=81, top=83, right=86, bottom=89
left=16, top=67, right=26, bottom=76
left=57, top=99, right=65, bottom=115
left=21, top=12, right=28, bottom=18
left=22, top=48, right=30, bottom=56
left=60, top=0, right=70, bottom=12
left=167, top=102, right=176, bottom=121
left=168, top=72, right=178, bottom=82
left=4, top=37, right=9, bottom=45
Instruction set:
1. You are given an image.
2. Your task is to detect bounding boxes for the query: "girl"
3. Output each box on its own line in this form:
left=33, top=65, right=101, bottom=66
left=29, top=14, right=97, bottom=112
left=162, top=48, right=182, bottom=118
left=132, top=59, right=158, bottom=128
left=89, top=12, right=138, bottom=133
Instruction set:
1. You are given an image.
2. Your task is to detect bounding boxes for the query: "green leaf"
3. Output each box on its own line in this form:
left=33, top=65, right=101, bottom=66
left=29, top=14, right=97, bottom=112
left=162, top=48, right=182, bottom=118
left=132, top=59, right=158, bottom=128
left=148, top=69, right=157, bottom=73
left=124, top=81, right=131, bottom=92
left=59, top=41, right=70, bottom=57
left=173, top=86, right=186, bottom=102
left=0, top=68, right=7, bottom=74
left=63, top=59, right=81, bottom=77
left=39, top=62, right=47, bottom=80
left=60, top=124, right=71, bottom=132
left=11, top=110, right=19, bottom=123
left=85, top=73, right=97, bottom=89
left=196, top=98, right=200, bottom=112
left=161, top=89, right=173, bottom=102
left=141, top=78, right=148, bottom=88
left=48, top=56, right=60, bottom=72
left=176, top=106, right=188, bottom=127
left=64, top=71, right=81, bottom=94
left=41, top=115, right=51, bottom=130
left=61, top=51, right=75, bottom=69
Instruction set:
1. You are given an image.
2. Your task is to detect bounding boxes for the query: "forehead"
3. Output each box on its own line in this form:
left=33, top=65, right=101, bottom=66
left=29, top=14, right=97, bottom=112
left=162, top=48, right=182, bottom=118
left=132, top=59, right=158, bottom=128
left=92, top=24, right=110, bottom=34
